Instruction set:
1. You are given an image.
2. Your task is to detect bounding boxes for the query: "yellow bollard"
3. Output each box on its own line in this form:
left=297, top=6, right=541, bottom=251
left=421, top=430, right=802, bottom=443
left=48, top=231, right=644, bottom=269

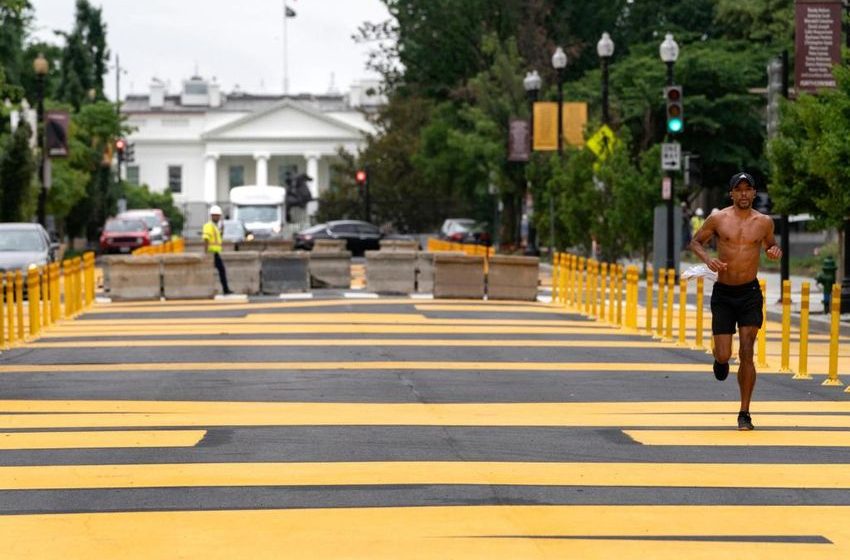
left=50, top=263, right=61, bottom=322
left=559, top=255, right=568, bottom=307
left=824, top=284, right=843, bottom=386
left=779, top=279, right=792, bottom=373
left=0, top=275, right=5, bottom=350
left=645, top=268, right=654, bottom=334
left=578, top=257, right=586, bottom=312
left=590, top=261, right=599, bottom=319
left=757, top=280, right=769, bottom=368
left=569, top=254, right=577, bottom=308
left=63, top=260, right=73, bottom=318
left=794, top=282, right=812, bottom=381
left=573, top=255, right=581, bottom=309
left=607, top=263, right=615, bottom=323
left=585, top=260, right=594, bottom=316
left=84, top=252, right=95, bottom=307
left=655, top=269, right=666, bottom=339
left=615, top=265, right=624, bottom=326
left=15, top=270, right=24, bottom=340
left=75, top=257, right=84, bottom=313
left=677, top=278, right=687, bottom=346
left=596, top=263, right=608, bottom=321
left=665, top=269, right=675, bottom=341
left=552, top=253, right=560, bottom=304
left=5, top=272, right=14, bottom=346
left=694, top=276, right=705, bottom=350
left=628, top=265, right=640, bottom=329
left=27, top=267, right=40, bottom=338
left=40, top=266, right=50, bottom=328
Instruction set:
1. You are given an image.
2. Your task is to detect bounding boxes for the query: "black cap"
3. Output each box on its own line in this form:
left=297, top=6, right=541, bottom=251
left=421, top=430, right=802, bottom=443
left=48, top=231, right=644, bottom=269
left=729, top=172, right=756, bottom=190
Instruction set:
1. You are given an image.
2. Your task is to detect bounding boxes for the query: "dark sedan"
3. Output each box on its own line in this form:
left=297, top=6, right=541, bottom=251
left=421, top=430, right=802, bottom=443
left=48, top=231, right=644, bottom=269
left=294, top=220, right=382, bottom=256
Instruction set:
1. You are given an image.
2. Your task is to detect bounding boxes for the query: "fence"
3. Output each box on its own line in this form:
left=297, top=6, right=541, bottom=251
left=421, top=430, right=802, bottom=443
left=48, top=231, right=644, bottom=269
left=0, top=252, right=96, bottom=349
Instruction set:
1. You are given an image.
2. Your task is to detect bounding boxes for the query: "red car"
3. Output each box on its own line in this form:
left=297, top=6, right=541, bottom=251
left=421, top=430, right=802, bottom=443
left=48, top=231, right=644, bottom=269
left=100, top=218, right=151, bottom=254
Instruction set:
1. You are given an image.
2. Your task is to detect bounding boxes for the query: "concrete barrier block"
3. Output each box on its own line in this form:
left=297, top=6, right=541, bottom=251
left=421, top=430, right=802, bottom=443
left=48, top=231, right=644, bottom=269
left=263, top=239, right=294, bottom=252
left=309, top=251, right=352, bottom=289
left=433, top=254, right=485, bottom=299
left=313, top=239, right=347, bottom=252
left=487, top=255, right=540, bottom=301
left=379, top=239, right=419, bottom=251
left=261, top=251, right=310, bottom=293
left=104, top=255, right=161, bottom=300
left=218, top=251, right=261, bottom=295
left=184, top=239, right=206, bottom=254
left=162, top=253, right=215, bottom=299
left=237, top=240, right=266, bottom=253
left=415, top=252, right=435, bottom=293
left=366, top=250, right=416, bottom=294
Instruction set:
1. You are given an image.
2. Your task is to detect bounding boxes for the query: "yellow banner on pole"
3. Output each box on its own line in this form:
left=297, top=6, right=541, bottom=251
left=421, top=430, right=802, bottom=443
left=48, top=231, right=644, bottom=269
left=533, top=101, right=588, bottom=151
left=533, top=102, right=558, bottom=151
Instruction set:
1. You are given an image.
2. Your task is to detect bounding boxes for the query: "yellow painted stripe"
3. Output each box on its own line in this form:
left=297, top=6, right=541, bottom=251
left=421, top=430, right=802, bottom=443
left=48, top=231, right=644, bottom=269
left=3, top=461, right=850, bottom=490
left=414, top=304, right=565, bottom=314
left=27, top=339, right=677, bottom=349
left=0, top=429, right=206, bottom=450
left=2, top=506, right=848, bottom=559
left=0, top=361, right=716, bottom=374
left=38, top=324, right=611, bottom=336
left=626, top=430, right=850, bottom=447
left=1, top=401, right=849, bottom=429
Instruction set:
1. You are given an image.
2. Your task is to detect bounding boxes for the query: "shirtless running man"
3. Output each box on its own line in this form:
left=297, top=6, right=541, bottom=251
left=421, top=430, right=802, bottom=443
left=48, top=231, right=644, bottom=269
left=689, top=172, right=782, bottom=430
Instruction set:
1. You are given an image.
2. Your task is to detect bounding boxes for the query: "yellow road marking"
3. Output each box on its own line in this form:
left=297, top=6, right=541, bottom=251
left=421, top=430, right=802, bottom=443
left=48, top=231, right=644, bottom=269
left=2, top=506, right=848, bottom=559
left=0, top=361, right=715, bottom=374
left=3, top=461, right=850, bottom=490
left=1, top=400, right=849, bottom=429
left=416, top=304, right=563, bottom=313
left=626, top=429, right=850, bottom=447
left=0, top=429, right=205, bottom=450
left=26, top=339, right=677, bottom=349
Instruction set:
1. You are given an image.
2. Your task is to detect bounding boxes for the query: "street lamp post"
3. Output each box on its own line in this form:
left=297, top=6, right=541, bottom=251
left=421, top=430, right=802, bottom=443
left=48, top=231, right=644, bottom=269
left=597, top=32, right=614, bottom=125
left=522, top=70, right=541, bottom=255
left=33, top=53, right=49, bottom=229
left=551, top=46, right=567, bottom=256
left=659, top=33, right=679, bottom=273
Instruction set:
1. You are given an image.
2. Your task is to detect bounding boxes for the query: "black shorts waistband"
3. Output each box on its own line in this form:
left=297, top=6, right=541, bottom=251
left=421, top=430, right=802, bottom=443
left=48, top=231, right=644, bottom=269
left=713, top=279, right=760, bottom=294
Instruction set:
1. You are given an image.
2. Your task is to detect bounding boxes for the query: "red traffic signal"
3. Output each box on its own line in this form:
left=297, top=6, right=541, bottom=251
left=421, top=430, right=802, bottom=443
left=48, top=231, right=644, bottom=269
left=355, top=169, right=367, bottom=185
left=115, top=138, right=126, bottom=152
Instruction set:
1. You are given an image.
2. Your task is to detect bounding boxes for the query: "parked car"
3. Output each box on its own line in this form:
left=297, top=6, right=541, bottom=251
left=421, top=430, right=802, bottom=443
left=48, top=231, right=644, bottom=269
left=99, top=218, right=151, bottom=254
left=294, top=220, right=382, bottom=256
left=118, top=209, right=171, bottom=243
left=0, top=223, right=57, bottom=274
left=221, top=220, right=254, bottom=243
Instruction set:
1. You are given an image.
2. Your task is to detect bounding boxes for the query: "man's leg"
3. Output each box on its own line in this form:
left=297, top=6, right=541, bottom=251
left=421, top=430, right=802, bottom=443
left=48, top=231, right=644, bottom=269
left=214, top=253, right=231, bottom=294
left=737, top=326, right=759, bottom=413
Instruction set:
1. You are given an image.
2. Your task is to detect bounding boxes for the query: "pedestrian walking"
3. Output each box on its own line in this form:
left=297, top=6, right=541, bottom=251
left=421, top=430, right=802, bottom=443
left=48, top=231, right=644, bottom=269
left=204, top=205, right=232, bottom=295
left=688, top=172, right=782, bottom=430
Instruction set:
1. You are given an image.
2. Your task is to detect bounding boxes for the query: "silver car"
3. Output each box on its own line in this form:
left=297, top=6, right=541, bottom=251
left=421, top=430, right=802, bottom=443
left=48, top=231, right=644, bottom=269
left=0, top=223, right=58, bottom=274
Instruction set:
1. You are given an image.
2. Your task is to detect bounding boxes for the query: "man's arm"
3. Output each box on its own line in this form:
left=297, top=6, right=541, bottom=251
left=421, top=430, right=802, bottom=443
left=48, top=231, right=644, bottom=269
left=762, top=215, right=782, bottom=261
left=688, top=214, right=727, bottom=272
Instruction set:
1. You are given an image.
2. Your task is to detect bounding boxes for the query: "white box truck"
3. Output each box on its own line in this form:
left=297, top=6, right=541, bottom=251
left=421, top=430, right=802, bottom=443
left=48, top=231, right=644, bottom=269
left=229, top=185, right=287, bottom=239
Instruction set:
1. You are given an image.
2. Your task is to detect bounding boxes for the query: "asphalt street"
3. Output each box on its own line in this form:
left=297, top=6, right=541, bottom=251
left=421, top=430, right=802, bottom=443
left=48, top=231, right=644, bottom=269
left=1, top=293, right=850, bottom=558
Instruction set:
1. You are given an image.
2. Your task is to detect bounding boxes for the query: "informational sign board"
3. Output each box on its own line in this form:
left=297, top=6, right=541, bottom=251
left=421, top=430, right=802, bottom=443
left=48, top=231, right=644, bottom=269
left=795, top=0, right=842, bottom=92
left=507, top=118, right=530, bottom=162
left=661, top=142, right=681, bottom=171
left=661, top=176, right=672, bottom=200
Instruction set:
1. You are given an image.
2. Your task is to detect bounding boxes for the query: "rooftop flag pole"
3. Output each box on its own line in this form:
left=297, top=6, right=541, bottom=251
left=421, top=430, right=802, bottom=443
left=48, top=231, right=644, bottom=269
left=283, top=1, right=297, bottom=95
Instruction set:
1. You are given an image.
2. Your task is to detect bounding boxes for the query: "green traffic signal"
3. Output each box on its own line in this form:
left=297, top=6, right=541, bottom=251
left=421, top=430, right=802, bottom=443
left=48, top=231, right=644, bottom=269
left=667, top=117, right=683, bottom=133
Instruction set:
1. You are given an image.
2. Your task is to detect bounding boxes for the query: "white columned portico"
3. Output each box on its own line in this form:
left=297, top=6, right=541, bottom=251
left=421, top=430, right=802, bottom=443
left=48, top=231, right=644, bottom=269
left=203, top=153, right=219, bottom=203
left=254, top=152, right=270, bottom=186
left=305, top=152, right=320, bottom=216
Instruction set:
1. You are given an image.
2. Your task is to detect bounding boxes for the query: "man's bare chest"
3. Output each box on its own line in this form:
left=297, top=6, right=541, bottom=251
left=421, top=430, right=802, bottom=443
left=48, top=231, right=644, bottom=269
left=716, top=219, right=765, bottom=247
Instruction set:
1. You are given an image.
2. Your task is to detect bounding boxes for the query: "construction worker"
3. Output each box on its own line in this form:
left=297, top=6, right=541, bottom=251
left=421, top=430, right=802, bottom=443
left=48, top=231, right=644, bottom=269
left=204, top=205, right=232, bottom=295
left=690, top=207, right=705, bottom=237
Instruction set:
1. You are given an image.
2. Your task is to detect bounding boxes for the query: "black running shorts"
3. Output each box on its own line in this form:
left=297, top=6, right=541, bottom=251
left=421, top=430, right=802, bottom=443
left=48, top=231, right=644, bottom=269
left=710, top=279, right=763, bottom=335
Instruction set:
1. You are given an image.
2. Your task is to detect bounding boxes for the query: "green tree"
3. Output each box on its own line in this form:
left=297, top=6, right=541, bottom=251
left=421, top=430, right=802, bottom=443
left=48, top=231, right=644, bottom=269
left=56, top=0, right=109, bottom=110
left=0, top=120, right=36, bottom=221
left=0, top=0, right=32, bottom=93
left=123, top=182, right=185, bottom=234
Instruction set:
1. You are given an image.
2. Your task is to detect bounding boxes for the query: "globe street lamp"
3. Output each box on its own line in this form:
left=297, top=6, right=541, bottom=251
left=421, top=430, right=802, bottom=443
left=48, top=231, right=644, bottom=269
left=522, top=70, right=541, bottom=255
left=33, top=53, right=49, bottom=229
left=659, top=33, right=679, bottom=272
left=550, top=46, right=567, bottom=256
left=596, top=32, right=614, bottom=125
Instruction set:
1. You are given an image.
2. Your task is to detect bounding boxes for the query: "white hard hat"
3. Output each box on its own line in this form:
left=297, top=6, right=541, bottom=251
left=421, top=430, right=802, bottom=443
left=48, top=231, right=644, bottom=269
left=209, top=205, right=222, bottom=215
left=695, top=208, right=704, bottom=217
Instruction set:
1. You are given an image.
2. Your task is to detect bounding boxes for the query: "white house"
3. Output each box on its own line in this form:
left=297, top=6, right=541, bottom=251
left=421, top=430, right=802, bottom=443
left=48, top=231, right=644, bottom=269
left=121, top=76, right=383, bottom=230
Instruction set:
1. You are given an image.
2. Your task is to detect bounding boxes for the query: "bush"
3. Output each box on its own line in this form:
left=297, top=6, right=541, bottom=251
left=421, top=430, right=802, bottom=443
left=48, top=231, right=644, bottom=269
left=122, top=182, right=184, bottom=234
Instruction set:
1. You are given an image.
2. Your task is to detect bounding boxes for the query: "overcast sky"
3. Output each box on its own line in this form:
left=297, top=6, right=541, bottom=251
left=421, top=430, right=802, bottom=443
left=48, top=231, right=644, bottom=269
left=27, top=0, right=392, bottom=99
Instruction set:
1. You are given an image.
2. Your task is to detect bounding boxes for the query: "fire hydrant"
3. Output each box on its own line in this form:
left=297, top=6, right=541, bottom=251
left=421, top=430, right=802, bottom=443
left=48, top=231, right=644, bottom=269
left=815, top=256, right=837, bottom=313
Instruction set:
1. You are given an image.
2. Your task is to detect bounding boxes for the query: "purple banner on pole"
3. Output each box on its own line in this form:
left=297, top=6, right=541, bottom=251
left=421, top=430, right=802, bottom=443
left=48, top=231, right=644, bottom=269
left=507, top=118, right=530, bottom=162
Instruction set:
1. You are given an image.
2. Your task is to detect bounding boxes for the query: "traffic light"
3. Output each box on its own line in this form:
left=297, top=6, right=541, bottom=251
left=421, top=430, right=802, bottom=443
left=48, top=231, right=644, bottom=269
left=766, top=57, right=783, bottom=139
left=355, top=169, right=368, bottom=193
left=115, top=138, right=126, bottom=164
left=125, top=142, right=135, bottom=163
left=664, top=85, right=683, bottom=134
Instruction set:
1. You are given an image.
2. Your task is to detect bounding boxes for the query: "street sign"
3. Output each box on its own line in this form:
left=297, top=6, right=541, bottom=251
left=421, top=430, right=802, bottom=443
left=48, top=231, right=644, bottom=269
left=661, top=176, right=672, bottom=200
left=661, top=142, right=681, bottom=171
left=795, top=0, right=842, bottom=92
left=586, top=124, right=617, bottom=159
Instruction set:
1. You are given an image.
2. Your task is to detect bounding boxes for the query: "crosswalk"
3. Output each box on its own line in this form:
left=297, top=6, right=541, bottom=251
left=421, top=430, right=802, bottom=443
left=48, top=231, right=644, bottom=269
left=1, top=296, right=849, bottom=558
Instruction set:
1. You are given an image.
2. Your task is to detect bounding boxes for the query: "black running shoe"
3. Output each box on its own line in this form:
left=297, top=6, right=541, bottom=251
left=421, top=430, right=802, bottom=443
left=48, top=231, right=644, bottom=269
left=737, top=412, right=754, bottom=431
left=713, top=360, right=729, bottom=381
